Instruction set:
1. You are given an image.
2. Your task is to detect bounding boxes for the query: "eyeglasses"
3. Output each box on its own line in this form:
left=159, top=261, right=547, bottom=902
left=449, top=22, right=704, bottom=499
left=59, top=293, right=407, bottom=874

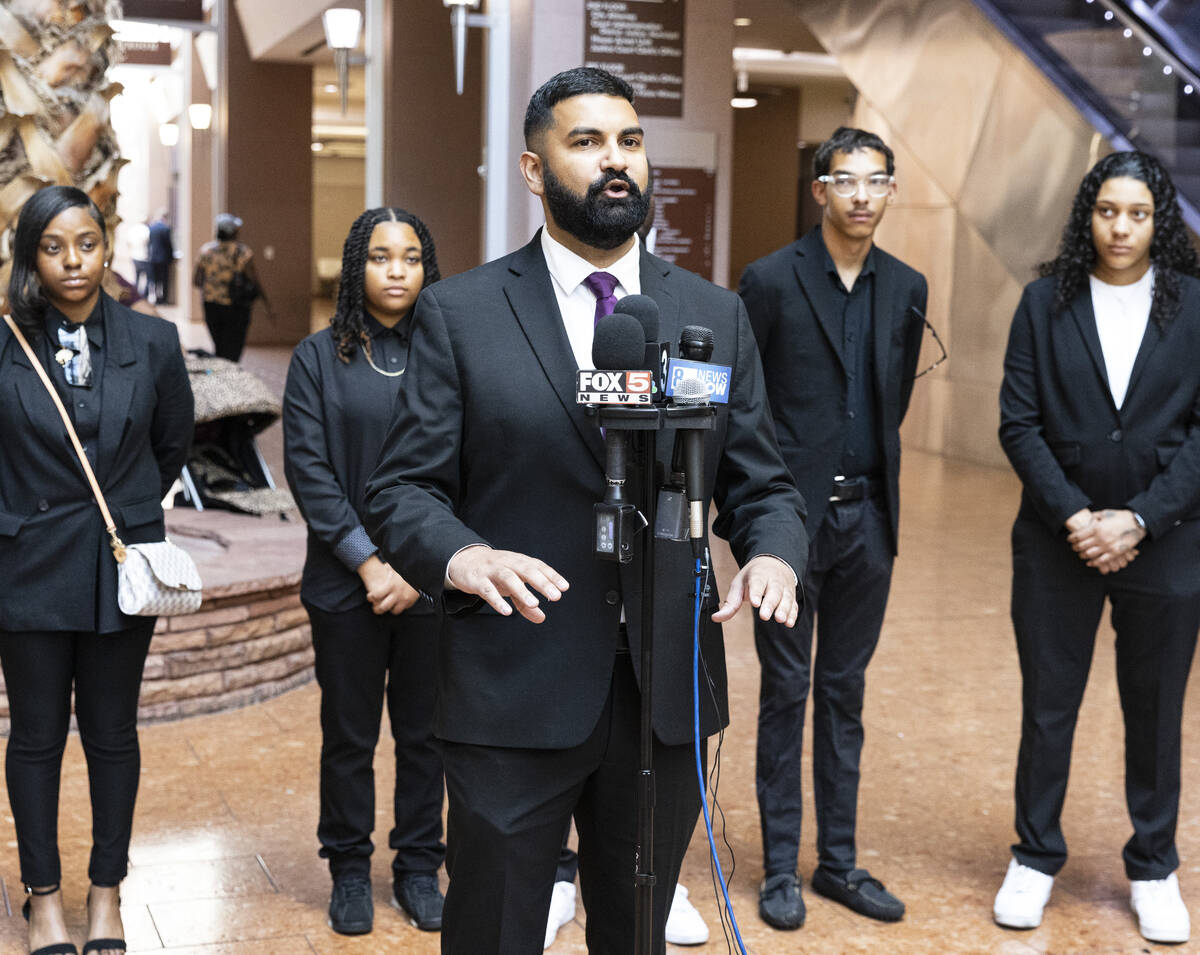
left=908, top=309, right=948, bottom=381
left=817, top=174, right=895, bottom=198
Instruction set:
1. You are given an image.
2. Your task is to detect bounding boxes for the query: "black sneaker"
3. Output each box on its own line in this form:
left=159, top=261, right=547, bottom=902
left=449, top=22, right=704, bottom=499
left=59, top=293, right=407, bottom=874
left=328, top=874, right=373, bottom=935
left=392, top=873, right=444, bottom=931
left=759, top=872, right=805, bottom=930
left=811, top=866, right=905, bottom=922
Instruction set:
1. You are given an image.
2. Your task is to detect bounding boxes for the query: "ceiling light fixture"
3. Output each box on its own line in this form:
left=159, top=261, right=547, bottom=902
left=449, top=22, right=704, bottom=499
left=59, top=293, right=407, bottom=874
left=444, top=0, right=481, bottom=95
left=188, top=103, right=212, bottom=130
left=322, top=8, right=362, bottom=116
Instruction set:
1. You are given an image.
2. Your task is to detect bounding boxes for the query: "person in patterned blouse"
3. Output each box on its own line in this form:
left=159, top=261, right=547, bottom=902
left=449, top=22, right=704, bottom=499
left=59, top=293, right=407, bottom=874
left=193, top=212, right=269, bottom=361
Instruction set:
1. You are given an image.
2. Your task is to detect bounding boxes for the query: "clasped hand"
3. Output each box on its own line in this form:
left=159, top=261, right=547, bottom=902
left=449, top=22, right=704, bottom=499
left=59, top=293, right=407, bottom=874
left=357, top=554, right=421, bottom=614
left=1065, top=507, right=1146, bottom=575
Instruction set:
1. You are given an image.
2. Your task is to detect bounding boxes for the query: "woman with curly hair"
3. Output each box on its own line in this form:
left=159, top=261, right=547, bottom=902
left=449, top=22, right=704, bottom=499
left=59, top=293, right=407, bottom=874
left=282, top=208, right=445, bottom=937
left=993, top=152, right=1200, bottom=943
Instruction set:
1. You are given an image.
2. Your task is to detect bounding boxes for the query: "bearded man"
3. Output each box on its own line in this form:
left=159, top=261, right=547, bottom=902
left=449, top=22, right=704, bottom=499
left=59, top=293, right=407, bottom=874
left=365, top=67, right=808, bottom=955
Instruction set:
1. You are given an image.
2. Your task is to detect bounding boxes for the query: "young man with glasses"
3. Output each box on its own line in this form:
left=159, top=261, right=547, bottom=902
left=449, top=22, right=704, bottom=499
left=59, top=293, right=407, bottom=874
left=738, top=126, right=929, bottom=932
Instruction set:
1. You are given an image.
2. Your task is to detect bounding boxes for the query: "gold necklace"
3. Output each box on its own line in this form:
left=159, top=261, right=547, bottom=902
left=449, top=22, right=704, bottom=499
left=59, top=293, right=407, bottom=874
left=362, top=342, right=405, bottom=377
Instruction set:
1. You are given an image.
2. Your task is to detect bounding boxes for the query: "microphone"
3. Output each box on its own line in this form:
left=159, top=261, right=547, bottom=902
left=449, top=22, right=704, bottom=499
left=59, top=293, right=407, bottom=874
left=678, top=324, right=714, bottom=362
left=592, top=312, right=646, bottom=371
left=588, top=313, right=647, bottom=562
left=671, top=375, right=712, bottom=557
left=665, top=324, right=731, bottom=405
left=614, top=294, right=668, bottom=402
left=591, top=313, right=644, bottom=512
left=669, top=326, right=717, bottom=485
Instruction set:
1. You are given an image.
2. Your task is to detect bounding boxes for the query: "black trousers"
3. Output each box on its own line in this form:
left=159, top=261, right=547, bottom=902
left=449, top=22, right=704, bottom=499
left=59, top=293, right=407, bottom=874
left=306, top=601, right=445, bottom=881
left=1010, top=516, right=1200, bottom=880
left=755, top=492, right=894, bottom=877
left=0, top=623, right=154, bottom=886
left=149, top=261, right=170, bottom=304
left=556, top=827, right=579, bottom=884
left=203, top=301, right=252, bottom=363
left=440, top=651, right=704, bottom=955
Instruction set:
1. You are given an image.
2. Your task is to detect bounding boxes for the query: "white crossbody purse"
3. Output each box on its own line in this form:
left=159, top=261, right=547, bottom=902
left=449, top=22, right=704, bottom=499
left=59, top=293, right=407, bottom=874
left=4, top=314, right=202, bottom=616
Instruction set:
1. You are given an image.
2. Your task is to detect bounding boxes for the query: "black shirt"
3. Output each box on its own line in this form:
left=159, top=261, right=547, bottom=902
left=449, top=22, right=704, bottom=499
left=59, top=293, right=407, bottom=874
left=40, top=298, right=105, bottom=470
left=822, top=243, right=884, bottom=479
left=282, top=312, right=432, bottom=614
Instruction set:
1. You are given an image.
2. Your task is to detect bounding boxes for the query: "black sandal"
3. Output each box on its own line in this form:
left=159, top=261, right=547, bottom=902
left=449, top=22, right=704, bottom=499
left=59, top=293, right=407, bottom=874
left=22, top=884, right=79, bottom=955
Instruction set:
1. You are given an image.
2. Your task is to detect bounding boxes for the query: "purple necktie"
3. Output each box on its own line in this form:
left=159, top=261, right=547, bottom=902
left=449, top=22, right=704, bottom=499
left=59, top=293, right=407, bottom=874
left=583, top=271, right=620, bottom=326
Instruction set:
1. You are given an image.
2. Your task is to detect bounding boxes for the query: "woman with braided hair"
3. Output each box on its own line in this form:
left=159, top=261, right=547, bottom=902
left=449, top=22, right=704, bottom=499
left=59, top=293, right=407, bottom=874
left=282, top=208, right=446, bottom=936
left=994, top=152, right=1200, bottom=943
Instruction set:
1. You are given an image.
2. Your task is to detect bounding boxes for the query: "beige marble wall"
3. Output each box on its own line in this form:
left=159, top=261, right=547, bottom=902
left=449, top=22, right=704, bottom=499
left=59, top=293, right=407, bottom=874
left=798, top=0, right=1104, bottom=467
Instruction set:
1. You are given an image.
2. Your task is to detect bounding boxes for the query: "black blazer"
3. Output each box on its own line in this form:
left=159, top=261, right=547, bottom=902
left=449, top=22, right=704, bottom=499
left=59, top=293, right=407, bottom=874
left=1000, top=274, right=1200, bottom=540
left=365, top=234, right=808, bottom=749
left=738, top=228, right=928, bottom=553
left=0, top=294, right=194, bottom=633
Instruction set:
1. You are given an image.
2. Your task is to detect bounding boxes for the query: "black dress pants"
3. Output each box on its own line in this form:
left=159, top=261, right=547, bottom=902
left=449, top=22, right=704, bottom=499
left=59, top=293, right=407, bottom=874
left=1010, top=516, right=1200, bottom=880
left=755, top=492, right=894, bottom=877
left=203, top=301, right=252, bottom=363
left=440, top=651, right=704, bottom=955
left=306, top=601, right=445, bottom=882
left=149, top=262, right=170, bottom=304
left=0, top=623, right=154, bottom=886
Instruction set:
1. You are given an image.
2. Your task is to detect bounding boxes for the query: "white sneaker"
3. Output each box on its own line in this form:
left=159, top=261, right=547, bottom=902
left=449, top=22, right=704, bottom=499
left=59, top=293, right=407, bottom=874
left=1131, top=872, right=1190, bottom=943
left=665, top=883, right=709, bottom=945
left=993, top=858, right=1054, bottom=928
left=544, top=880, right=577, bottom=949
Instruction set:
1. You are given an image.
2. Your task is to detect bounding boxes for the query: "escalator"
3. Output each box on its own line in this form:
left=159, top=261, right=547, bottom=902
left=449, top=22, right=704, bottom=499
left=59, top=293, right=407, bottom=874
left=973, top=0, right=1200, bottom=230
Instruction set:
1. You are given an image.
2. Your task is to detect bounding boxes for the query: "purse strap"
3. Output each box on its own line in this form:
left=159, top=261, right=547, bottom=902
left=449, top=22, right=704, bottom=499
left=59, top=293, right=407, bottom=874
left=2, top=313, right=127, bottom=563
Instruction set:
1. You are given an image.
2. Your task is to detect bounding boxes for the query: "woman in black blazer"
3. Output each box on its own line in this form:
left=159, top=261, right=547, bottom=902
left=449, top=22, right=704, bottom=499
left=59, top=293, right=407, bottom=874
left=282, top=208, right=445, bottom=937
left=0, top=186, right=193, bottom=955
left=994, top=153, right=1200, bottom=943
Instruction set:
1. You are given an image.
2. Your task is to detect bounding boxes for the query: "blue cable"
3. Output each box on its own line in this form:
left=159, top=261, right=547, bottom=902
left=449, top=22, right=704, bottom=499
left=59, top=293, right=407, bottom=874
left=693, top=556, right=749, bottom=955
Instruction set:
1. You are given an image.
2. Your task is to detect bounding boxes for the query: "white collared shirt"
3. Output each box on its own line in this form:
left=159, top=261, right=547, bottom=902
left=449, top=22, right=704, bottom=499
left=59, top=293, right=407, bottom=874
left=540, top=226, right=642, bottom=370
left=1089, top=266, right=1153, bottom=410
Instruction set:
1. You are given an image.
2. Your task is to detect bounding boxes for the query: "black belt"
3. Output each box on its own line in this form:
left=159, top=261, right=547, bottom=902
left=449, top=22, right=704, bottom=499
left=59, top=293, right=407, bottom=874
left=828, top=475, right=885, bottom=503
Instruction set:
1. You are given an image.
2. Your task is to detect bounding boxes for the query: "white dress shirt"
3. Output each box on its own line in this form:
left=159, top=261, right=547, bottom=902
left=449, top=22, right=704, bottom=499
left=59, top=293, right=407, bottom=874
left=1089, top=266, right=1153, bottom=410
left=541, top=227, right=642, bottom=370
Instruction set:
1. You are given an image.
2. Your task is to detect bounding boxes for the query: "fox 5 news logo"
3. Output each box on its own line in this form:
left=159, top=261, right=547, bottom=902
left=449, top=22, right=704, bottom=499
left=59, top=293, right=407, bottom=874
left=576, top=370, right=653, bottom=404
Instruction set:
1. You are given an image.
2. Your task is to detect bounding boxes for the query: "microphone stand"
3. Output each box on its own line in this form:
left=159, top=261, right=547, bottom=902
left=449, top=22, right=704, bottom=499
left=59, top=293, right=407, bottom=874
left=592, top=402, right=714, bottom=955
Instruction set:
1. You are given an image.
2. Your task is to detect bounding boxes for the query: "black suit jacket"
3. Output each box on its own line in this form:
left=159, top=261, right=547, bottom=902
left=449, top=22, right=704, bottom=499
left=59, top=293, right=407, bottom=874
left=0, top=294, right=194, bottom=632
left=738, top=228, right=928, bottom=553
left=999, top=274, right=1200, bottom=540
left=364, top=233, right=807, bottom=749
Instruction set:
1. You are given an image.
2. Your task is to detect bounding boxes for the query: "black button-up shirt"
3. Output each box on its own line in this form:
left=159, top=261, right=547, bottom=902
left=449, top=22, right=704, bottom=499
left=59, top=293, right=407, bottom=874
left=823, top=245, right=883, bottom=479
left=41, top=299, right=105, bottom=470
left=282, top=311, right=432, bottom=614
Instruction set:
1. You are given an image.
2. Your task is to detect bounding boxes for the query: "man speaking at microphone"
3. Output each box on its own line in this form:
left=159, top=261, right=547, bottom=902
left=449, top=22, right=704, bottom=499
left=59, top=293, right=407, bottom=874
left=364, top=66, right=807, bottom=953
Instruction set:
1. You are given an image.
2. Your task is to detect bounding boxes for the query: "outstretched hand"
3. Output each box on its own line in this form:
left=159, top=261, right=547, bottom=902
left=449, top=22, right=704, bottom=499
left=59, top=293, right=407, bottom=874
left=712, top=555, right=799, bottom=627
left=447, top=546, right=569, bottom=623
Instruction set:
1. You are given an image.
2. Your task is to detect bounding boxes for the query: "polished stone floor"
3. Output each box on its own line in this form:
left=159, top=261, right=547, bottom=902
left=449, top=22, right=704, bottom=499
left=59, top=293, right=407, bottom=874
left=3, top=333, right=1198, bottom=951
